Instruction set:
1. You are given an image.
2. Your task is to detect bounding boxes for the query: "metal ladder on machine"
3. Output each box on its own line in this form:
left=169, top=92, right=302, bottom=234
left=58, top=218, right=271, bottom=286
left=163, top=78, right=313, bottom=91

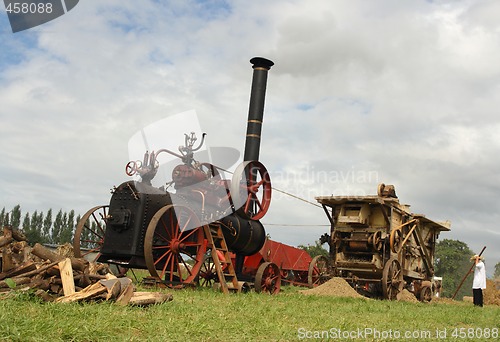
left=203, top=223, right=240, bottom=294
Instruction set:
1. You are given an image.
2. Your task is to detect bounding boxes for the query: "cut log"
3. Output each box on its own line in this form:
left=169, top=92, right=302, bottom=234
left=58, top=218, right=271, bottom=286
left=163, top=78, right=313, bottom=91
left=11, top=229, right=27, bottom=242
left=12, top=260, right=59, bottom=279
left=2, top=226, right=26, bottom=242
left=0, top=236, right=13, bottom=248
left=128, top=292, right=173, bottom=306
left=34, top=289, right=56, bottom=302
left=1, top=248, right=14, bottom=273
left=0, top=276, right=31, bottom=289
left=31, top=243, right=88, bottom=272
left=58, top=258, right=75, bottom=296
left=0, top=261, right=36, bottom=280
left=2, top=226, right=13, bottom=239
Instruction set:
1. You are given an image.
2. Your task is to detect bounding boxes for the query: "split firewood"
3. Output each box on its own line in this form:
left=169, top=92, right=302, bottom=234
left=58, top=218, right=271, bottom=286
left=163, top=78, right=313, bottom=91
left=55, top=281, right=107, bottom=303
left=116, top=280, right=135, bottom=306
left=58, top=258, right=75, bottom=296
left=100, top=278, right=122, bottom=300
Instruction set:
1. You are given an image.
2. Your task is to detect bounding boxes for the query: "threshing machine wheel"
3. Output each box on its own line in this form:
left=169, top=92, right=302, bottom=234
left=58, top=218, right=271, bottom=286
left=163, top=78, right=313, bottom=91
left=231, top=161, right=271, bottom=220
left=308, top=255, right=330, bottom=288
left=371, top=231, right=383, bottom=251
left=73, top=205, right=109, bottom=262
left=419, top=285, right=432, bottom=302
left=144, top=204, right=208, bottom=284
left=197, top=254, right=218, bottom=288
left=389, top=228, right=403, bottom=253
left=382, top=257, right=404, bottom=300
left=254, top=262, right=281, bottom=294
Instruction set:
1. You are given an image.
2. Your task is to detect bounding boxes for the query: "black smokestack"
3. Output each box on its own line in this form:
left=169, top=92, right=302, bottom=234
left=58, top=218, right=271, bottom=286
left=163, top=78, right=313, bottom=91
left=243, top=57, right=274, bottom=161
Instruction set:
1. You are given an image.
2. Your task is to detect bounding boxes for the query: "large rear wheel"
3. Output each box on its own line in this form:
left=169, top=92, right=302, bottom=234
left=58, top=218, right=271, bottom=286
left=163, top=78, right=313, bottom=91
left=73, top=205, right=108, bottom=262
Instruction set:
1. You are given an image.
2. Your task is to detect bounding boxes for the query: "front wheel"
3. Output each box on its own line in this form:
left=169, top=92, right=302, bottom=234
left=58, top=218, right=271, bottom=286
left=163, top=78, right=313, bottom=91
left=254, top=262, right=281, bottom=294
left=144, top=204, right=208, bottom=284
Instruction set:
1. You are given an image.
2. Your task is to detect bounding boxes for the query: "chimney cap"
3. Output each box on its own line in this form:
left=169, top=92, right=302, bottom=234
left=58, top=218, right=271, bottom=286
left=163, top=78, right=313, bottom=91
left=250, top=57, right=274, bottom=70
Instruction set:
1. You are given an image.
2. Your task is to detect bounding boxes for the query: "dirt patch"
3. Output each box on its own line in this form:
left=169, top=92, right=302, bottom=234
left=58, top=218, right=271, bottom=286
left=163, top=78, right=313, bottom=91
left=463, top=296, right=473, bottom=303
left=299, top=277, right=366, bottom=299
left=399, top=289, right=419, bottom=303
left=432, top=297, right=461, bottom=305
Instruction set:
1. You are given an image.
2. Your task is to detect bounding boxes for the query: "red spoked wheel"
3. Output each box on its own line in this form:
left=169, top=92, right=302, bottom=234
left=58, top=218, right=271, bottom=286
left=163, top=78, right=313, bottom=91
left=73, top=205, right=108, bottom=262
left=254, top=262, right=281, bottom=294
left=125, top=161, right=137, bottom=176
left=231, top=161, right=271, bottom=220
left=197, top=254, right=218, bottom=288
left=144, top=204, right=208, bottom=284
left=308, top=255, right=330, bottom=288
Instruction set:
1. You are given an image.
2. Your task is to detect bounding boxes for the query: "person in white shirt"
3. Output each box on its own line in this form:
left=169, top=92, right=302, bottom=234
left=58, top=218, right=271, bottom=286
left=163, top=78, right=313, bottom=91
left=471, top=254, right=486, bottom=307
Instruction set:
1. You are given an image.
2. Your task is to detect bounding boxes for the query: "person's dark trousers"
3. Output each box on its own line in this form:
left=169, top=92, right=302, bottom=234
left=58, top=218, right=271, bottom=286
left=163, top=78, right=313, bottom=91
left=473, top=288, right=483, bottom=307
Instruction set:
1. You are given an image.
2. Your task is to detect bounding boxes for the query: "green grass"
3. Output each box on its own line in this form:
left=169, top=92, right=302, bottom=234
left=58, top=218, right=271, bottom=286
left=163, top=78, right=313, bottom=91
left=1, top=285, right=499, bottom=341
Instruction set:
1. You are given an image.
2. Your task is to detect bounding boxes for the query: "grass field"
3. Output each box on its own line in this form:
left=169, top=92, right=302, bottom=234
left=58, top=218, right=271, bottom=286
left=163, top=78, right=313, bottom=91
left=1, top=285, right=499, bottom=341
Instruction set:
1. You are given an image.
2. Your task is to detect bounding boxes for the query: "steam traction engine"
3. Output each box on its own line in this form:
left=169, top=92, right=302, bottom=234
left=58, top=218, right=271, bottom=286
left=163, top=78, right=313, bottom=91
left=316, top=184, right=450, bottom=301
left=73, top=58, right=281, bottom=293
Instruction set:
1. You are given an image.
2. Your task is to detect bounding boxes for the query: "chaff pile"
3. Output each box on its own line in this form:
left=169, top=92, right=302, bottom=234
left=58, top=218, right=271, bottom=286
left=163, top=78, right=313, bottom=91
left=0, top=226, right=172, bottom=306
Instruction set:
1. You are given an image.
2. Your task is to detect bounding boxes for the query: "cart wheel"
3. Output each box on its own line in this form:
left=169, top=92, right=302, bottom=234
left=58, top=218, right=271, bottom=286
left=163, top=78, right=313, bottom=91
left=308, top=255, right=330, bottom=288
left=419, top=285, right=432, bottom=302
left=254, top=262, right=281, bottom=294
left=197, top=254, right=218, bottom=288
left=231, top=161, right=271, bottom=220
left=73, top=205, right=109, bottom=262
left=382, top=257, right=404, bottom=300
left=390, top=228, right=403, bottom=253
left=144, top=204, right=208, bottom=284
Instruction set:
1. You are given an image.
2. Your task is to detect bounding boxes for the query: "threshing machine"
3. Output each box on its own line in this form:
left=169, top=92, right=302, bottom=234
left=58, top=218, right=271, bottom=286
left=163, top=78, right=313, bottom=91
left=316, top=184, right=450, bottom=301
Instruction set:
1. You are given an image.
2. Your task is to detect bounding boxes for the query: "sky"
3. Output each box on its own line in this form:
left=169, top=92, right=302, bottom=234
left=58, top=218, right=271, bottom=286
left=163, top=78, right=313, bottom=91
left=0, top=0, right=499, bottom=277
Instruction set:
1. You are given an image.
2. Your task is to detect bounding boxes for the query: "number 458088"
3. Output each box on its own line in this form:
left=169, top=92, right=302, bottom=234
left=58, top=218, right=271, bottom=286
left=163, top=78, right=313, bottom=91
left=5, top=2, right=53, bottom=14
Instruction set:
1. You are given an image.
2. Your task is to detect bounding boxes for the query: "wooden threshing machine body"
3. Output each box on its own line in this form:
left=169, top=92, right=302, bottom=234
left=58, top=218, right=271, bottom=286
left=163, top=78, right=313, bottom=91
left=316, top=184, right=450, bottom=300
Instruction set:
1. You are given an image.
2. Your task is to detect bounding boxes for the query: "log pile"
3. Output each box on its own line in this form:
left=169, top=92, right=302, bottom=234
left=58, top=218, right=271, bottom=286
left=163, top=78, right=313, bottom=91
left=0, top=226, right=172, bottom=306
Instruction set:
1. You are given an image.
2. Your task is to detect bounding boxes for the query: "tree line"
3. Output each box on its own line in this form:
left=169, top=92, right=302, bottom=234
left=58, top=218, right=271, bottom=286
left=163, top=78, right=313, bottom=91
left=0, top=205, right=81, bottom=246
